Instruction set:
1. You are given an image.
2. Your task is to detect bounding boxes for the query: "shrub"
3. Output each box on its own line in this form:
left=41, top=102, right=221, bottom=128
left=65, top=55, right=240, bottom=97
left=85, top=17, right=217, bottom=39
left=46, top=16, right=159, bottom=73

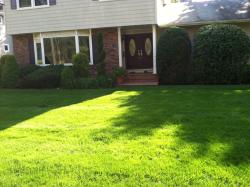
left=0, top=64, right=3, bottom=86
left=61, top=67, right=75, bottom=89
left=72, top=53, right=89, bottom=78
left=96, top=75, right=114, bottom=88
left=193, top=24, right=250, bottom=84
left=242, top=64, right=250, bottom=84
left=0, top=54, right=14, bottom=85
left=96, top=33, right=106, bottom=76
left=157, top=27, right=192, bottom=84
left=0, top=54, right=10, bottom=65
left=19, top=65, right=63, bottom=88
left=1, top=55, right=20, bottom=88
left=74, top=78, right=97, bottom=89
left=20, top=64, right=41, bottom=78
left=113, top=67, right=126, bottom=78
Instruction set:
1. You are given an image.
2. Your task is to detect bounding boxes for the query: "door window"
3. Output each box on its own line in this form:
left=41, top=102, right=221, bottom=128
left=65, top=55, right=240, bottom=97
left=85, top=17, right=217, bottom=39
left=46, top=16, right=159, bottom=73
left=145, top=38, right=152, bottom=56
left=129, top=39, right=136, bottom=57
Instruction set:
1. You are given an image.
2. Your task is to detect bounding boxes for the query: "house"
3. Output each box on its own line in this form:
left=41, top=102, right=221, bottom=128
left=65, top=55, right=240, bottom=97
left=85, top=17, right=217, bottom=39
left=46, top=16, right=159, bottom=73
left=3, top=0, right=250, bottom=85
left=0, top=1, right=13, bottom=56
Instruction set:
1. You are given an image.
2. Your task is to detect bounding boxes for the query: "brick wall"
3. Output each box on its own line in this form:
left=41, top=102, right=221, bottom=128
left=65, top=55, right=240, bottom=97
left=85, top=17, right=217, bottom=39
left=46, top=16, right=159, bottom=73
left=92, top=28, right=119, bottom=74
left=12, top=29, right=119, bottom=72
left=13, top=34, right=35, bottom=65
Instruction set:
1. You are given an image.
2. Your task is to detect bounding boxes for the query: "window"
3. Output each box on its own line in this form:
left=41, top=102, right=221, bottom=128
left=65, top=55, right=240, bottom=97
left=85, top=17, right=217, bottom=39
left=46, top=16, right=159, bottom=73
left=19, top=0, right=31, bottom=8
left=35, top=0, right=48, bottom=6
left=79, top=36, right=90, bottom=58
left=35, top=43, right=43, bottom=64
left=4, top=44, right=10, bottom=53
left=35, top=31, right=92, bottom=65
left=44, top=37, right=76, bottom=65
left=18, top=0, right=48, bottom=9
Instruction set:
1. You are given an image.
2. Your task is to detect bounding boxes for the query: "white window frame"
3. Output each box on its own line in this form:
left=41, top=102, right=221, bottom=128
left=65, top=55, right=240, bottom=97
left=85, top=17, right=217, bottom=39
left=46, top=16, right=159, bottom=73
left=16, top=0, right=50, bottom=10
left=34, top=30, right=94, bottom=66
left=4, top=44, right=10, bottom=53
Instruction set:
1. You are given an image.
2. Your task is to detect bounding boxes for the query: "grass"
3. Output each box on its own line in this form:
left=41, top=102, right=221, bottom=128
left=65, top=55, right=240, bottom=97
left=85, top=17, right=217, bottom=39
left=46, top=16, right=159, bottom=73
left=0, top=86, right=250, bottom=186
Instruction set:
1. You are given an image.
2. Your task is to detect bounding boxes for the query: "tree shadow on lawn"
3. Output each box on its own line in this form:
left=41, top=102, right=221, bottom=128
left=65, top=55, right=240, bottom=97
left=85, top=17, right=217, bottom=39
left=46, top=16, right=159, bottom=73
left=98, top=86, right=250, bottom=166
left=0, top=89, right=114, bottom=131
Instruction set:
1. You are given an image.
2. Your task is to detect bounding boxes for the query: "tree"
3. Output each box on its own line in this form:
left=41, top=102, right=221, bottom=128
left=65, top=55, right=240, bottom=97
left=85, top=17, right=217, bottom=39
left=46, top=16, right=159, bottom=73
left=157, top=27, right=192, bottom=84
left=96, top=33, right=106, bottom=76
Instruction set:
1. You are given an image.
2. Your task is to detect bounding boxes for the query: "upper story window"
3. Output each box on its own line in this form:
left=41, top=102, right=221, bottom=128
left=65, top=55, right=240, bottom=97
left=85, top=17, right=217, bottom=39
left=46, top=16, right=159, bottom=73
left=17, top=0, right=49, bottom=9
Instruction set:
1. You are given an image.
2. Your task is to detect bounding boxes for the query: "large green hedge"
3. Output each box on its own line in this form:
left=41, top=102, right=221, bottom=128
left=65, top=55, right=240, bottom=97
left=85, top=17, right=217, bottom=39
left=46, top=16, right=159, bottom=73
left=19, top=65, right=63, bottom=88
left=157, top=27, right=192, bottom=84
left=193, top=24, right=250, bottom=84
left=1, top=55, right=20, bottom=88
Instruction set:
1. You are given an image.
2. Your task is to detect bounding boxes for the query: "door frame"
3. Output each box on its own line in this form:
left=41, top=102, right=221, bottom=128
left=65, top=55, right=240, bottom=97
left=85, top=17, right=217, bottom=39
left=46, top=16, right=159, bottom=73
left=124, top=33, right=153, bottom=70
left=117, top=25, right=157, bottom=74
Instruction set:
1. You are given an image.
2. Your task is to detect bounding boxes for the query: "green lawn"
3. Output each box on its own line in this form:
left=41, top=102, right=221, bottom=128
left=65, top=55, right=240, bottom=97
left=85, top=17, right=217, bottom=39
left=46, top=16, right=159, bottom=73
left=0, top=86, right=250, bottom=186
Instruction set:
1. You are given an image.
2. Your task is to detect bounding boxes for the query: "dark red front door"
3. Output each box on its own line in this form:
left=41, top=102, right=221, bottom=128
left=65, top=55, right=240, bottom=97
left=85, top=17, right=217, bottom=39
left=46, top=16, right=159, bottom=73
left=125, top=33, right=153, bottom=70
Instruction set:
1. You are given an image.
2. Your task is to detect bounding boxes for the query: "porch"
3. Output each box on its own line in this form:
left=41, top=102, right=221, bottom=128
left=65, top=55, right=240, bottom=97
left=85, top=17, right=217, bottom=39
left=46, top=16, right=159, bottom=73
left=117, top=25, right=159, bottom=85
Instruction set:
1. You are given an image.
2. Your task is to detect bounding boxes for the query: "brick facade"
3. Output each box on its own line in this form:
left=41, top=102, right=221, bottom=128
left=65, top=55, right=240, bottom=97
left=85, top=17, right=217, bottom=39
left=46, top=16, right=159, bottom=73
left=92, top=28, right=119, bottom=74
left=12, top=29, right=119, bottom=74
left=13, top=34, right=35, bottom=65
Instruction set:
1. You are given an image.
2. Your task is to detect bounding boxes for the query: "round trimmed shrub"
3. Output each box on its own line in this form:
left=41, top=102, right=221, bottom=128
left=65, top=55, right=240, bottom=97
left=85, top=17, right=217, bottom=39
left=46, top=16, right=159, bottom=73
left=193, top=24, right=250, bottom=84
left=1, top=55, right=20, bottom=88
left=61, top=67, right=75, bottom=89
left=157, top=27, right=192, bottom=84
left=72, top=53, right=89, bottom=78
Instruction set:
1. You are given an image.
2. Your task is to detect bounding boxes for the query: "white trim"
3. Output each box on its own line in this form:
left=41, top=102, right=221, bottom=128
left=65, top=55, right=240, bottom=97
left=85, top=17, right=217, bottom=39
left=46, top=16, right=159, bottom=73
left=89, top=29, right=94, bottom=65
left=75, top=31, right=80, bottom=54
left=118, top=27, right=123, bottom=67
left=40, top=33, right=46, bottom=65
left=16, top=0, right=20, bottom=10
left=34, top=41, right=38, bottom=63
left=152, top=25, right=157, bottom=74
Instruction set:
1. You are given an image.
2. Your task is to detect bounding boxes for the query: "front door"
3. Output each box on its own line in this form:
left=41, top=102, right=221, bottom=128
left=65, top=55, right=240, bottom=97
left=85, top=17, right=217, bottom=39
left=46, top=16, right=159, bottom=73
left=125, top=33, right=153, bottom=70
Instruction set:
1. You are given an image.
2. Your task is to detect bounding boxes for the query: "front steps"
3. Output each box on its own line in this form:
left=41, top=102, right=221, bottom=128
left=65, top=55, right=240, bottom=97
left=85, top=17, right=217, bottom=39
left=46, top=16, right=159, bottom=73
left=119, top=73, right=159, bottom=86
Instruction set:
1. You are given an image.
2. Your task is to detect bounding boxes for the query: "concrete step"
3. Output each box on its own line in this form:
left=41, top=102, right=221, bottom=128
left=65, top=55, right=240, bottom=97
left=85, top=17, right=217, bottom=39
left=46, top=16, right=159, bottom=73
left=119, top=82, right=159, bottom=86
left=120, top=73, right=159, bottom=86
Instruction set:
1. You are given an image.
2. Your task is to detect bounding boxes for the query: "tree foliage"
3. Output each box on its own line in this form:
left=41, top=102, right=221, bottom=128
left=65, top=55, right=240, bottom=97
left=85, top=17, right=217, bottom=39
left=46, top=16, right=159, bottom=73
left=157, top=27, right=192, bottom=84
left=1, top=55, right=20, bottom=88
left=96, top=33, right=106, bottom=76
left=193, top=24, right=250, bottom=84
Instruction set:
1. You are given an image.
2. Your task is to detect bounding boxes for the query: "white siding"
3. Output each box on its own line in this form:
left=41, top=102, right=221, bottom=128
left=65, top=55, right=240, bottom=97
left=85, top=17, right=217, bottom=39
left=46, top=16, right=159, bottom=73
left=5, top=0, right=156, bottom=35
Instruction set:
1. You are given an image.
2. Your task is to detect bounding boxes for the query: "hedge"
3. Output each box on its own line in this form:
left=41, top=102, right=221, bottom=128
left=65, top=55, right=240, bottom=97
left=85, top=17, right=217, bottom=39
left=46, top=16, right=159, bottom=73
left=157, top=27, right=192, bottom=84
left=19, top=65, right=64, bottom=88
left=1, top=55, right=20, bottom=88
left=193, top=24, right=250, bottom=84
